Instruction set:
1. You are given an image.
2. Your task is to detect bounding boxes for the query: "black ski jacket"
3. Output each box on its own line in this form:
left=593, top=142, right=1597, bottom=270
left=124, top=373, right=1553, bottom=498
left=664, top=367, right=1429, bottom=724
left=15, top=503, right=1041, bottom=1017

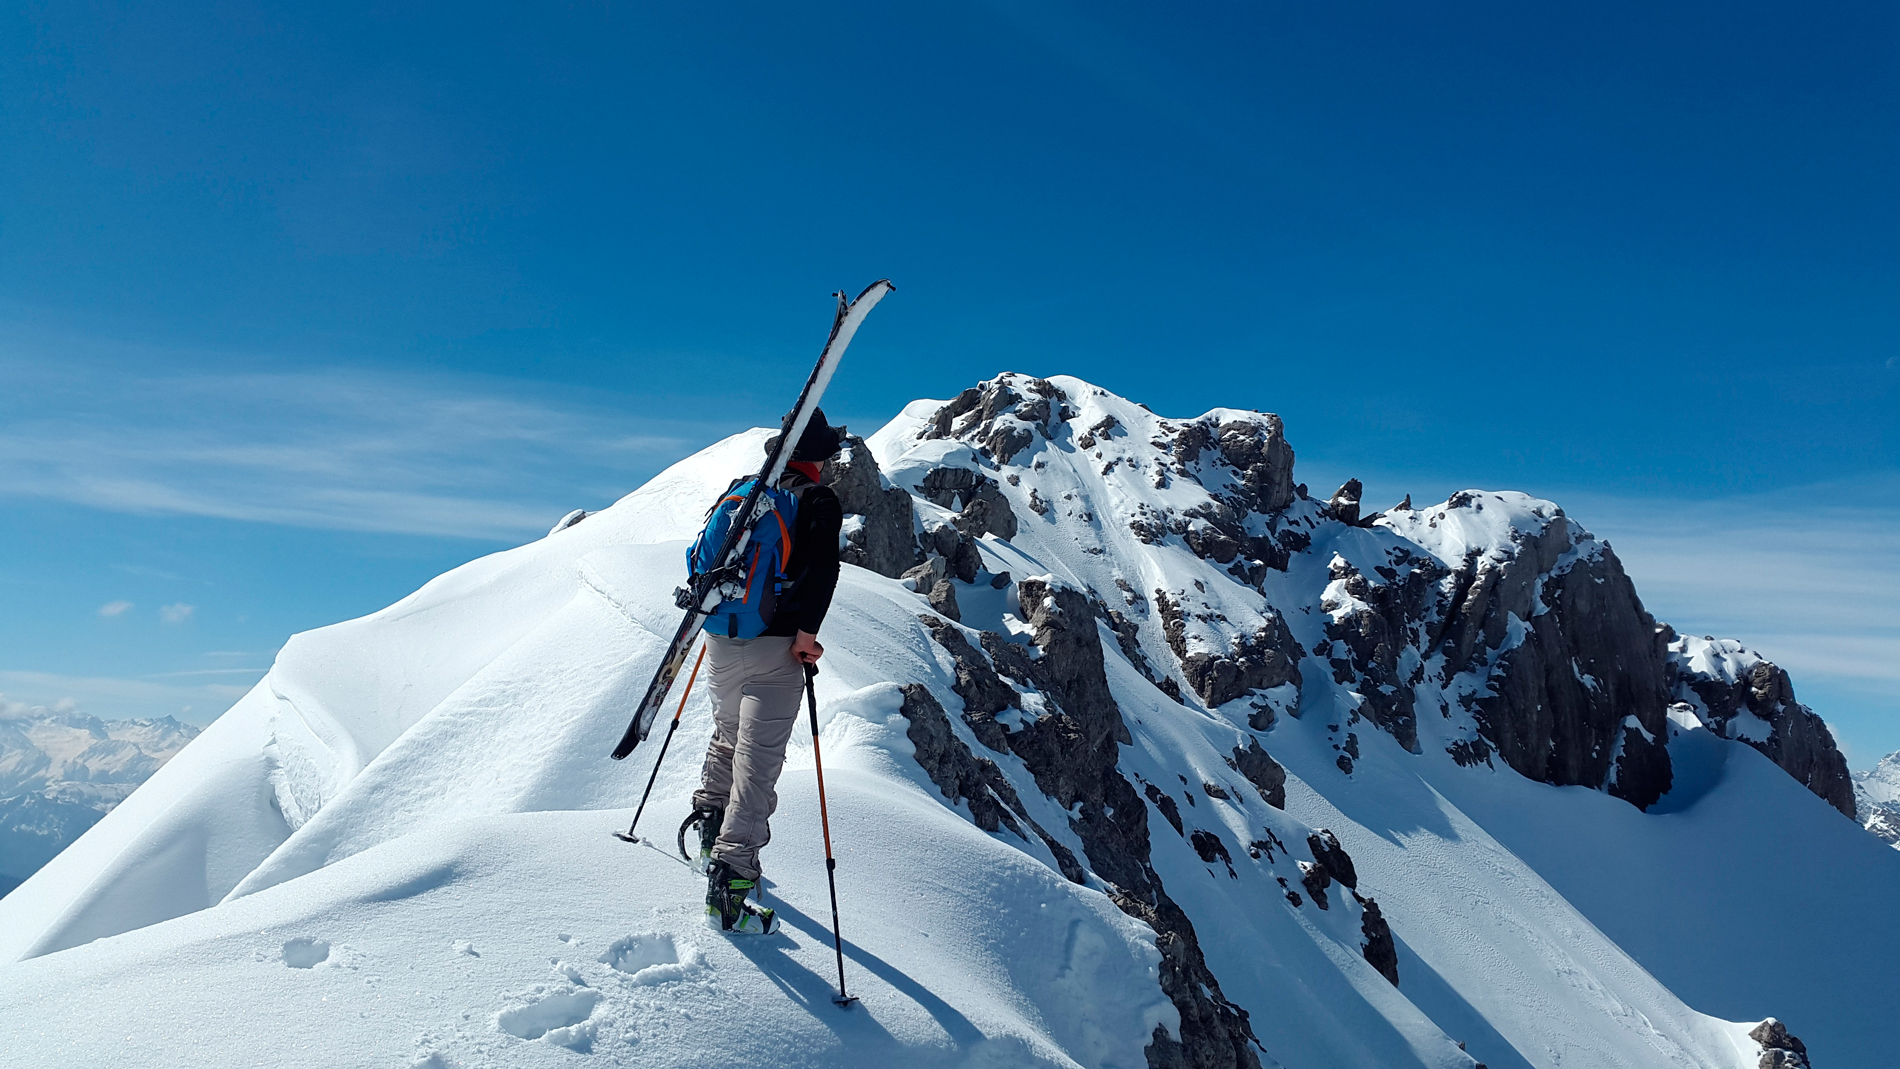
left=763, top=483, right=842, bottom=638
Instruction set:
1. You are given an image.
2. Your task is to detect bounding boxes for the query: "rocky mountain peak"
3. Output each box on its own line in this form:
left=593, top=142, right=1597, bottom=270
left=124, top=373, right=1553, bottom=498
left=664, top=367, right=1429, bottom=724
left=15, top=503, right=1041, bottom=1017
left=1853, top=751, right=1900, bottom=848
left=865, top=375, right=1854, bottom=827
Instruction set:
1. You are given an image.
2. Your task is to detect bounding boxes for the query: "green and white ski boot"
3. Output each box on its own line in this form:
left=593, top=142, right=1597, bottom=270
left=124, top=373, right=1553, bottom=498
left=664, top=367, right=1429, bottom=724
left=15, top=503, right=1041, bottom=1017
left=706, top=859, right=778, bottom=935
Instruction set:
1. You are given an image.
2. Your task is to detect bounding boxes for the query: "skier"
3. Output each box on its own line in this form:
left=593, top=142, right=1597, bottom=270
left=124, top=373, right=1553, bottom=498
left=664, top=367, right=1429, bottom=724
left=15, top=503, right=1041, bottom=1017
left=686, top=410, right=845, bottom=935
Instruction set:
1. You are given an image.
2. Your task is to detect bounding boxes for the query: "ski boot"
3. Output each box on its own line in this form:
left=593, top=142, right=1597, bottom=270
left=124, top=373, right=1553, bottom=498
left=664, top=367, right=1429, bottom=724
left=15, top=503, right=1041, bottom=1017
left=679, top=805, right=724, bottom=873
left=706, top=859, right=779, bottom=935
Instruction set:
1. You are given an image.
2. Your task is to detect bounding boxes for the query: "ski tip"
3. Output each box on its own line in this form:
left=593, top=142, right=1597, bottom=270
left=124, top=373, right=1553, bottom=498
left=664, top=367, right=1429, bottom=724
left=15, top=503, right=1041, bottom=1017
left=855, top=279, right=894, bottom=301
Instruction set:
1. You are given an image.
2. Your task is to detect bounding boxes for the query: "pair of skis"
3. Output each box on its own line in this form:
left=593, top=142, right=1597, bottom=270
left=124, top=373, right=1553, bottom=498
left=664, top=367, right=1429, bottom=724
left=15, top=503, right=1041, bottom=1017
left=609, top=278, right=893, bottom=762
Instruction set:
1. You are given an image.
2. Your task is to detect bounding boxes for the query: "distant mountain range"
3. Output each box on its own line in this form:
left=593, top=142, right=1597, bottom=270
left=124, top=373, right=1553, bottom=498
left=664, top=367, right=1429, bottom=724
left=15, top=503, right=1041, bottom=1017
left=1856, top=751, right=1900, bottom=849
left=0, top=707, right=198, bottom=895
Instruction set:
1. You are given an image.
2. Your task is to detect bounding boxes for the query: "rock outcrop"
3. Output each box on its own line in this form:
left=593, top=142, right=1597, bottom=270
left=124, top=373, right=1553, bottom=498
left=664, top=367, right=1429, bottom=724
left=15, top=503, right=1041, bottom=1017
left=1749, top=1018, right=1811, bottom=1069
left=823, top=433, right=922, bottom=578
left=1668, top=635, right=1855, bottom=819
left=916, top=588, right=1263, bottom=1068
left=918, top=466, right=1018, bottom=541
left=1317, top=551, right=1446, bottom=754
left=1154, top=590, right=1302, bottom=711
left=1394, top=495, right=1675, bottom=809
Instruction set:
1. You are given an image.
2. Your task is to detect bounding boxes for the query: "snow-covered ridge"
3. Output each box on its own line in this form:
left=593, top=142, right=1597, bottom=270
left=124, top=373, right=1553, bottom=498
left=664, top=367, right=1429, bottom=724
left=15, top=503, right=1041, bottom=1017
left=2, top=372, right=1893, bottom=1069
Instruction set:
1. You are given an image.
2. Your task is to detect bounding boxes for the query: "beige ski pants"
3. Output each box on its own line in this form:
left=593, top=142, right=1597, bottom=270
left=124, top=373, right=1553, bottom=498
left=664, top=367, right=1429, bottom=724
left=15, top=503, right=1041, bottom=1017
left=691, top=633, right=805, bottom=880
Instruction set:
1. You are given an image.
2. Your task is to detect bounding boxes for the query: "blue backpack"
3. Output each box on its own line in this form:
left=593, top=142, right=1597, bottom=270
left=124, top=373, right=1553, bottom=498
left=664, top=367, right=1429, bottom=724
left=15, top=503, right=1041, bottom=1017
left=687, top=478, right=800, bottom=639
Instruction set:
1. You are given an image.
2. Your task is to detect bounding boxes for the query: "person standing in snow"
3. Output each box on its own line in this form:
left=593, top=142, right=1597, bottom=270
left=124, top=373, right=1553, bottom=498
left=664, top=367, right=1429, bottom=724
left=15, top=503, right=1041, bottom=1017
left=686, top=411, right=844, bottom=935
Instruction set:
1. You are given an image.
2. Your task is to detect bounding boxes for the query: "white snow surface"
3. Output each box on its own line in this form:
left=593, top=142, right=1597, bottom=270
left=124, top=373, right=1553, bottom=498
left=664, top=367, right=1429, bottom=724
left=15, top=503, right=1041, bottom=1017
left=3, top=376, right=1894, bottom=1068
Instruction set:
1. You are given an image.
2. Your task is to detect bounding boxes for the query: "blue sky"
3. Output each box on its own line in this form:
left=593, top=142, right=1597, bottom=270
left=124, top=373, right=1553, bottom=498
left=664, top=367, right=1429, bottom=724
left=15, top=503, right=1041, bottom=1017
left=2, top=2, right=1895, bottom=765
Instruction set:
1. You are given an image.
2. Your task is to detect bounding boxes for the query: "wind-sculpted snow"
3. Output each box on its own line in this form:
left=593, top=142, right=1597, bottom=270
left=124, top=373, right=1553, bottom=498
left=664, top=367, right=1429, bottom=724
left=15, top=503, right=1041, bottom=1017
left=2, top=374, right=1894, bottom=1069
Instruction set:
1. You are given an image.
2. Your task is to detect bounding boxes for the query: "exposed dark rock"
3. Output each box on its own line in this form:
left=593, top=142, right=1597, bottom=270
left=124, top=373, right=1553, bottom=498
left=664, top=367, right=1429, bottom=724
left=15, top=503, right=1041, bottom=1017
left=1201, top=782, right=1230, bottom=801
left=924, top=387, right=985, bottom=440
left=1190, top=829, right=1237, bottom=877
left=927, top=580, right=961, bottom=622
left=1144, top=782, right=1184, bottom=836
left=917, top=616, right=1017, bottom=751
left=896, top=684, right=1085, bottom=881
left=1129, top=505, right=1169, bottom=544
left=919, top=466, right=1020, bottom=541
left=1611, top=722, right=1672, bottom=804
left=1356, top=893, right=1399, bottom=986
left=1320, top=552, right=1447, bottom=753
left=1126, top=891, right=1264, bottom=1069
left=1147, top=414, right=1302, bottom=574
left=1749, top=1018, right=1810, bottom=1069
left=1447, top=738, right=1493, bottom=768
left=1100, top=606, right=1160, bottom=682
left=1214, top=417, right=1297, bottom=514
left=920, top=523, right=983, bottom=583
left=1327, top=480, right=1363, bottom=525
left=921, top=375, right=1066, bottom=465
left=1181, top=620, right=1303, bottom=710
left=1671, top=643, right=1856, bottom=819
left=822, top=433, right=923, bottom=578
left=1300, top=861, right=1332, bottom=910
left=1154, top=590, right=1301, bottom=709
left=1076, top=413, right=1121, bottom=449
left=1006, top=579, right=1132, bottom=747
left=960, top=577, right=1261, bottom=1068
left=1246, top=699, right=1276, bottom=733
left=1440, top=507, right=1675, bottom=810
left=1229, top=738, right=1287, bottom=809
left=1306, top=830, right=1357, bottom=890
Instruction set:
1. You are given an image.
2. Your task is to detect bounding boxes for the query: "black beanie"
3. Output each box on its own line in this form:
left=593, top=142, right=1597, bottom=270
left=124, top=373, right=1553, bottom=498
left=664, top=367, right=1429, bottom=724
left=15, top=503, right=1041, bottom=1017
left=790, top=408, right=843, bottom=461
left=765, top=407, right=844, bottom=462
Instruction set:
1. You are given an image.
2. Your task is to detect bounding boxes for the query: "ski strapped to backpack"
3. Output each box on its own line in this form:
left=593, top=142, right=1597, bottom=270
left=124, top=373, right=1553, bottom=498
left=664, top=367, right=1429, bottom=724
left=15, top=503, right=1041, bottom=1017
left=609, top=280, right=893, bottom=761
left=687, top=477, right=799, bottom=639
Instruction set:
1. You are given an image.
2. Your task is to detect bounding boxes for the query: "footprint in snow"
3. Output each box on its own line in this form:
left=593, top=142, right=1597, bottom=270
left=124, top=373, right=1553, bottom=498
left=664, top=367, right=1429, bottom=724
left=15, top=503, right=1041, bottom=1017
left=496, top=986, right=600, bottom=1051
left=281, top=937, right=331, bottom=969
left=598, top=932, right=705, bottom=986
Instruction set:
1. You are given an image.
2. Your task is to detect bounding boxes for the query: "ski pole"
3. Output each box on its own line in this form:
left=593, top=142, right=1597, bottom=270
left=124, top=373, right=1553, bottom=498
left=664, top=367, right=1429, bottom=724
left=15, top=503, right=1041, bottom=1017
left=804, top=662, right=857, bottom=1008
left=614, top=641, right=707, bottom=844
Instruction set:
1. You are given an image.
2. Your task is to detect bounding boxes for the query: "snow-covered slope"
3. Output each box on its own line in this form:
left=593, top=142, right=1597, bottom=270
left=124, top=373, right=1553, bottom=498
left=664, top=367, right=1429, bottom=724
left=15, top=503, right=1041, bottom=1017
left=0, top=704, right=197, bottom=896
left=2, top=374, right=1890, bottom=1069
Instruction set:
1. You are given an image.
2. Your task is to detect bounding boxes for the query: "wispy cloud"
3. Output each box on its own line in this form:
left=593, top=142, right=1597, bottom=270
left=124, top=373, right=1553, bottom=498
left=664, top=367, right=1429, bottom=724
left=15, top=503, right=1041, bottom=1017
left=0, top=670, right=253, bottom=726
left=97, top=600, right=133, bottom=618
left=159, top=603, right=194, bottom=624
left=0, top=342, right=723, bottom=541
